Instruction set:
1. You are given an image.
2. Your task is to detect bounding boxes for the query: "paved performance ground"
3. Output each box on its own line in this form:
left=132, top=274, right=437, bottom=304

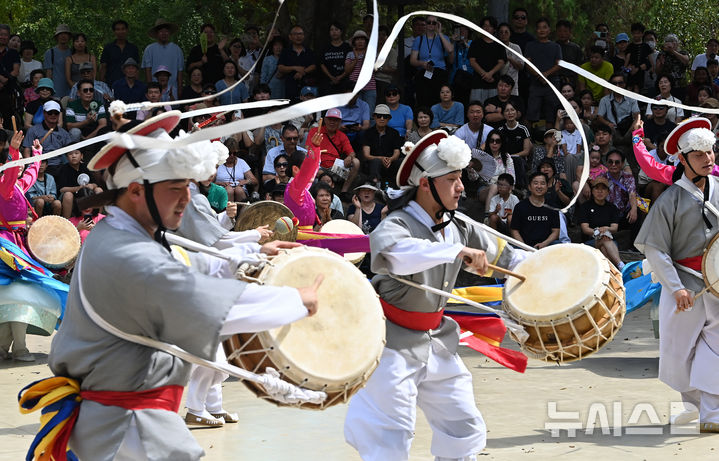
left=2, top=306, right=717, bottom=460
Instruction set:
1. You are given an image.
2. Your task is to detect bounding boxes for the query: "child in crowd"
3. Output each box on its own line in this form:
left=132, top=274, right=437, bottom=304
left=488, top=173, right=519, bottom=234
left=575, top=146, right=609, bottom=202
left=560, top=115, right=583, bottom=157
left=26, top=159, right=61, bottom=217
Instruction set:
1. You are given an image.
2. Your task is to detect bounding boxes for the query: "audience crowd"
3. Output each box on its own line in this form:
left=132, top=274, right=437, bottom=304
left=1, top=10, right=718, bottom=269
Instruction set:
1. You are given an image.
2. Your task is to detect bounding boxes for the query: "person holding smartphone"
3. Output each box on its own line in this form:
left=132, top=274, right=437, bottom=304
left=409, top=14, right=454, bottom=108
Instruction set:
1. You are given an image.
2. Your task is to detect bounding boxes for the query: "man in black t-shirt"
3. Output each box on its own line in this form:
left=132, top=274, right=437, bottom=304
left=510, top=172, right=560, bottom=248
left=468, top=16, right=506, bottom=104
left=484, top=75, right=525, bottom=128
left=360, top=104, right=403, bottom=187
left=576, top=176, right=623, bottom=269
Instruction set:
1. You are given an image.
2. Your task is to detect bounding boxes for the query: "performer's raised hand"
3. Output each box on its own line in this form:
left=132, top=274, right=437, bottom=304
left=673, top=288, right=694, bottom=313
left=260, top=239, right=301, bottom=255
left=632, top=113, right=643, bottom=132
left=32, top=139, right=43, bottom=155
left=10, top=130, right=24, bottom=150
left=297, top=274, right=324, bottom=316
left=226, top=201, right=238, bottom=218
left=459, top=247, right=489, bottom=276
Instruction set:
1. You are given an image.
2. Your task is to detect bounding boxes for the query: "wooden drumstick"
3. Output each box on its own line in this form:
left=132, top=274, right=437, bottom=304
left=39, top=128, right=54, bottom=144
left=11, top=115, right=17, bottom=133
left=487, top=263, right=526, bottom=282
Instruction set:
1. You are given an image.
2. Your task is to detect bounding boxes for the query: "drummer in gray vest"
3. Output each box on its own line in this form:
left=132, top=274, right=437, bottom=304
left=635, top=117, right=719, bottom=432
left=25, top=112, right=323, bottom=461
left=344, top=131, right=528, bottom=460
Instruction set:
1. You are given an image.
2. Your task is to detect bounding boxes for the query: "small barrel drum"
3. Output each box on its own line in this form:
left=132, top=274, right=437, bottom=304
left=223, top=246, right=385, bottom=409
left=503, top=244, right=626, bottom=363
left=234, top=200, right=297, bottom=244
left=27, top=216, right=81, bottom=269
left=319, top=219, right=366, bottom=266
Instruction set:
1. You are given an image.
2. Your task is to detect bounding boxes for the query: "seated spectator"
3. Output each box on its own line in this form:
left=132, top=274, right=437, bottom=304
left=477, top=129, right=515, bottom=213
left=22, top=101, right=72, bottom=173
left=406, top=107, right=433, bottom=143
left=592, top=123, right=615, bottom=163
left=314, top=182, right=344, bottom=230
left=268, top=182, right=286, bottom=204
left=23, top=69, right=44, bottom=109
left=112, top=58, right=146, bottom=105
left=646, top=75, right=684, bottom=123
left=263, top=124, right=307, bottom=181
left=317, top=171, right=344, bottom=215
left=483, top=75, right=524, bottom=128
left=347, top=183, right=387, bottom=234
left=215, top=139, right=257, bottom=202
left=575, top=145, right=608, bottom=202
left=510, top=172, right=560, bottom=249
left=67, top=188, right=105, bottom=244
left=68, top=61, right=113, bottom=102
left=181, top=67, right=204, bottom=102
left=307, top=108, right=359, bottom=193
left=154, top=65, right=177, bottom=101
left=603, top=149, right=643, bottom=243
left=539, top=158, right=571, bottom=209
left=576, top=176, right=623, bottom=269
left=488, top=173, right=519, bottom=234
left=24, top=78, right=62, bottom=129
left=263, top=154, right=290, bottom=199
left=498, top=102, right=532, bottom=188
left=578, top=88, right=598, bottom=124
left=201, top=83, right=219, bottom=106
left=360, top=104, right=402, bottom=187
left=430, top=85, right=464, bottom=131
left=383, top=85, right=413, bottom=138
left=66, top=79, right=108, bottom=141
left=709, top=59, right=719, bottom=86
left=216, top=60, right=249, bottom=105
left=19, top=40, right=42, bottom=84
left=686, top=66, right=719, bottom=107
left=26, top=159, right=61, bottom=217
left=642, top=103, right=676, bottom=151
left=289, top=86, right=320, bottom=145
left=338, top=92, right=370, bottom=145
left=560, top=115, right=583, bottom=157
left=532, top=129, right=566, bottom=180
left=56, top=149, right=102, bottom=218
left=455, top=101, right=493, bottom=151
left=597, top=73, right=639, bottom=136
left=135, top=82, right=171, bottom=121
left=198, top=171, right=229, bottom=213
left=578, top=46, right=614, bottom=102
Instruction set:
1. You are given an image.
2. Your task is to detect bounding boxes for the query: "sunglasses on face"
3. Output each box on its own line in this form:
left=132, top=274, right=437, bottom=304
left=81, top=87, right=94, bottom=93
left=276, top=163, right=288, bottom=168
left=283, top=136, right=299, bottom=141
left=46, top=110, right=60, bottom=115
left=514, top=15, right=527, bottom=20
left=386, top=91, right=399, bottom=97
left=375, top=114, right=390, bottom=119
left=489, top=138, right=502, bottom=143
left=607, top=159, right=622, bottom=165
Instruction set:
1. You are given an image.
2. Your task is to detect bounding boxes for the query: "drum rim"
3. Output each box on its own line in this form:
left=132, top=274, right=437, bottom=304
left=234, top=200, right=298, bottom=242
left=318, top=220, right=366, bottom=265
left=503, top=244, right=611, bottom=321
left=702, top=233, right=719, bottom=297
left=235, top=246, right=385, bottom=390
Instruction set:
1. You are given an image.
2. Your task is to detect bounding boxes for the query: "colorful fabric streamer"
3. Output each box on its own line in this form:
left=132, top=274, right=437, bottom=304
left=296, top=229, right=370, bottom=256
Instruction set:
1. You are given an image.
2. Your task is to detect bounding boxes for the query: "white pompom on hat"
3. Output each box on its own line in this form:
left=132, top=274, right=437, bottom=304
left=396, top=130, right=471, bottom=187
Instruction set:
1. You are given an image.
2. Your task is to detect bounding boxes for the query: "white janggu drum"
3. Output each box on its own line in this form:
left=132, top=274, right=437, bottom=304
left=223, top=246, right=385, bottom=409
left=503, top=244, right=626, bottom=362
left=26, top=216, right=81, bottom=269
left=319, top=219, right=366, bottom=265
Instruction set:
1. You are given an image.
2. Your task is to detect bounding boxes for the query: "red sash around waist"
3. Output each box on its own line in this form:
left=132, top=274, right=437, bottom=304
left=81, top=384, right=184, bottom=413
left=676, top=255, right=702, bottom=272
left=380, top=298, right=444, bottom=331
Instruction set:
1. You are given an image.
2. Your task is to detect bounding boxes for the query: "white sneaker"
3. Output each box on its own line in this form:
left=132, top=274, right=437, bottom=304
left=670, top=409, right=699, bottom=425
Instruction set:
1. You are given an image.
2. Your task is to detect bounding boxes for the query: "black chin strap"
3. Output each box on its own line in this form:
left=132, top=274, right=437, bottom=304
left=125, top=151, right=171, bottom=252
left=428, top=178, right=456, bottom=232
left=683, top=152, right=713, bottom=229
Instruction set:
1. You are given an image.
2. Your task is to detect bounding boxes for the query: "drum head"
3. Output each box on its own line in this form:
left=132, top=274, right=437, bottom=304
left=504, top=244, right=610, bottom=321
left=261, top=247, right=384, bottom=387
left=702, top=233, right=719, bottom=297
left=319, top=219, right=366, bottom=264
left=26, top=216, right=81, bottom=268
left=234, top=200, right=297, bottom=243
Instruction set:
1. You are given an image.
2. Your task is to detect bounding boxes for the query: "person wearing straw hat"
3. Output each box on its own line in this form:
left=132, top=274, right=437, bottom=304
left=142, top=18, right=184, bottom=92
left=344, top=130, right=527, bottom=460
left=27, top=112, right=323, bottom=460
left=635, top=117, right=719, bottom=432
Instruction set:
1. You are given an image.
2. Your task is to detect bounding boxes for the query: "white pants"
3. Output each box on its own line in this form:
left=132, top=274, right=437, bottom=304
left=0, top=321, right=28, bottom=356
left=186, top=345, right=228, bottom=414
left=344, top=344, right=484, bottom=461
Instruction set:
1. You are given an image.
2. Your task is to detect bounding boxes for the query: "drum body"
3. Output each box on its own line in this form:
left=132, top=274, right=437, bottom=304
left=702, top=233, right=719, bottom=297
left=319, top=219, right=366, bottom=265
left=26, top=216, right=81, bottom=269
left=234, top=200, right=297, bottom=243
left=503, top=244, right=625, bottom=362
left=223, top=246, right=385, bottom=409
